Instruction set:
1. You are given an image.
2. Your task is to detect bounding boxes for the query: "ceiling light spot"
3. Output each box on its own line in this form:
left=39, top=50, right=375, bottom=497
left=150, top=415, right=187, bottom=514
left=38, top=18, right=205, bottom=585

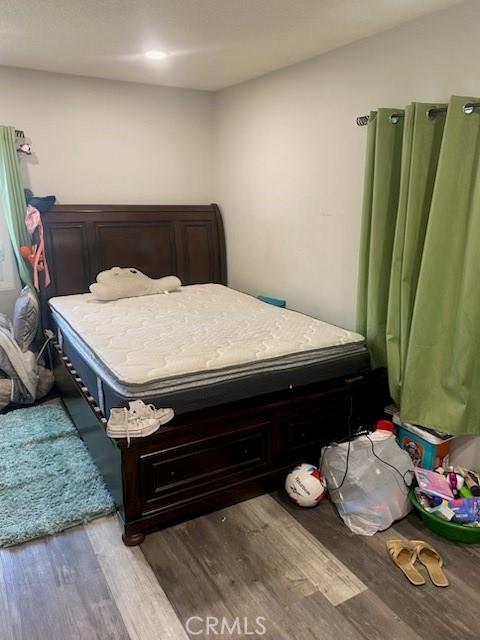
left=144, top=50, right=168, bottom=60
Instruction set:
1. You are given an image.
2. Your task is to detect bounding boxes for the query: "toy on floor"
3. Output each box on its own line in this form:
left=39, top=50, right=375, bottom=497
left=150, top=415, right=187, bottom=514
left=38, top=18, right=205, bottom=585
left=285, top=463, right=326, bottom=507
left=89, top=267, right=182, bottom=301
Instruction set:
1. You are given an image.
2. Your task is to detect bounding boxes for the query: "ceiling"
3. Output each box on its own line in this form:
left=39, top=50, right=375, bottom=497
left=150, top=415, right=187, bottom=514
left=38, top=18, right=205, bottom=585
left=0, top=0, right=464, bottom=91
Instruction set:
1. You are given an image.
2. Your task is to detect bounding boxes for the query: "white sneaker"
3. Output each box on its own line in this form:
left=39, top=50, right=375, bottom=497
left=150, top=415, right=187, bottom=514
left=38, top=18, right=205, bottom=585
left=106, top=402, right=174, bottom=444
left=107, top=407, right=161, bottom=444
left=128, top=400, right=175, bottom=426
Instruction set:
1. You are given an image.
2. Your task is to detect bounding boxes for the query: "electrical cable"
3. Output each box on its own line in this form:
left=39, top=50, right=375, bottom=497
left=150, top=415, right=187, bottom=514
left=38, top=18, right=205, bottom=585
left=320, top=393, right=353, bottom=492
left=36, top=334, right=54, bottom=363
left=365, top=434, right=414, bottom=488
left=321, top=396, right=414, bottom=494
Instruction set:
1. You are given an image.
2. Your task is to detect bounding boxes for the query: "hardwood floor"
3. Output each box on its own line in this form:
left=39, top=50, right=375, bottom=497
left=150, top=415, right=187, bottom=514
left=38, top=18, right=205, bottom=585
left=275, top=491, right=480, bottom=640
left=0, top=525, right=130, bottom=640
left=86, top=518, right=189, bottom=640
left=0, top=494, right=479, bottom=639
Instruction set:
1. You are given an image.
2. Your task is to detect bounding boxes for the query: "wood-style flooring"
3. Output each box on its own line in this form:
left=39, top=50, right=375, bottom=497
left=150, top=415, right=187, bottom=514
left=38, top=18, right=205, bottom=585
left=1, top=493, right=479, bottom=640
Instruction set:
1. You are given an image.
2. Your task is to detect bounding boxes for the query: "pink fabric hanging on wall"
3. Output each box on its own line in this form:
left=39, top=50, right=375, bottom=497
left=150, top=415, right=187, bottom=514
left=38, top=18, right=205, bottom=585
left=24, top=204, right=50, bottom=290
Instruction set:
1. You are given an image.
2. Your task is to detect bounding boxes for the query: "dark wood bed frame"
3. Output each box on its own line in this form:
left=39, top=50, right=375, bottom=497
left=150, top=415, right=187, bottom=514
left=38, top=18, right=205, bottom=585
left=41, top=203, right=387, bottom=545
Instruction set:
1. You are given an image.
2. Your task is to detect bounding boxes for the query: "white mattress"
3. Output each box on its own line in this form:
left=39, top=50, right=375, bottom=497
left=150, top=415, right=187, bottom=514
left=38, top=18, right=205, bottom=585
left=49, top=284, right=366, bottom=395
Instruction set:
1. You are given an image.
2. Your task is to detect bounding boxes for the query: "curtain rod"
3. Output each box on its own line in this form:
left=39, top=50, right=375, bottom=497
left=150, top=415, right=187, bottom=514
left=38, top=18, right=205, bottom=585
left=356, top=102, right=480, bottom=126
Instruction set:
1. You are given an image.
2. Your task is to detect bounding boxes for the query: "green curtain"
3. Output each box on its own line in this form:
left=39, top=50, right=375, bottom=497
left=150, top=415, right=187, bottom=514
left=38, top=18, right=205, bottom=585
left=358, top=95, right=480, bottom=435
left=356, top=108, right=404, bottom=368
left=401, top=96, right=480, bottom=434
left=0, top=126, right=33, bottom=288
left=386, top=103, right=446, bottom=404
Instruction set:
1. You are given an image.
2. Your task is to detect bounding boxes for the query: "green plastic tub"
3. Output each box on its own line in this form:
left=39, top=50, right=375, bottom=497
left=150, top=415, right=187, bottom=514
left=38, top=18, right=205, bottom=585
left=409, top=492, right=480, bottom=544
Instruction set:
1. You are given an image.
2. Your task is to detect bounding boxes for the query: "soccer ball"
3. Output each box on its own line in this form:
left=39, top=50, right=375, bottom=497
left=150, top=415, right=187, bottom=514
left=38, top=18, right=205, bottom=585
left=285, top=463, right=326, bottom=507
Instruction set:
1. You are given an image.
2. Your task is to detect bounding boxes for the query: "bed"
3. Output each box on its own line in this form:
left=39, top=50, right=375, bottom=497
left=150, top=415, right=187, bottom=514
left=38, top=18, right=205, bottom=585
left=42, top=204, right=387, bottom=545
left=49, top=284, right=370, bottom=415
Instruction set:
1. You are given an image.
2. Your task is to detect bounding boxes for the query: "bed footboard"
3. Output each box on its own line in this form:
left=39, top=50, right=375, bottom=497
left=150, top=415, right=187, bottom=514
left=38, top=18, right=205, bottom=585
left=52, top=341, right=388, bottom=545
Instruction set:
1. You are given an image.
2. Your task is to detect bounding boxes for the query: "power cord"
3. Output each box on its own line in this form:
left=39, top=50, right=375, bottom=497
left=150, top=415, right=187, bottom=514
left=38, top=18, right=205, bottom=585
left=365, top=434, right=414, bottom=488
left=321, top=397, right=414, bottom=493
left=319, top=393, right=353, bottom=491
left=36, top=333, right=54, bottom=363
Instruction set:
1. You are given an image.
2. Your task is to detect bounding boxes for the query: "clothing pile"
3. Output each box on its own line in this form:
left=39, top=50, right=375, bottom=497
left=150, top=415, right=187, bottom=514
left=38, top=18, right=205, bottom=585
left=0, top=287, right=53, bottom=411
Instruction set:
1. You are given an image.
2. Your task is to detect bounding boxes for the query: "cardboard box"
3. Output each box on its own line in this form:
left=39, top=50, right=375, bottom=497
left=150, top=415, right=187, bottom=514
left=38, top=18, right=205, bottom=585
left=393, top=414, right=454, bottom=470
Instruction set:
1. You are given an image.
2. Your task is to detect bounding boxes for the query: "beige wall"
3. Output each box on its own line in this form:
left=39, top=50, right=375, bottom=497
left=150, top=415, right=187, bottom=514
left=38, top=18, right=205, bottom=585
left=213, top=0, right=480, bottom=330
left=0, top=66, right=213, bottom=205
left=0, top=66, right=213, bottom=314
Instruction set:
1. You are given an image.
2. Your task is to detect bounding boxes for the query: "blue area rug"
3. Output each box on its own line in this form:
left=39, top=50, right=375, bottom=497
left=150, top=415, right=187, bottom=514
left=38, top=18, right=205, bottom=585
left=0, top=402, right=115, bottom=547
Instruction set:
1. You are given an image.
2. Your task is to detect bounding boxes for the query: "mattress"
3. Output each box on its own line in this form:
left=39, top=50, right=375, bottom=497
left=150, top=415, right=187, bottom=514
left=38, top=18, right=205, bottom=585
left=49, top=284, right=369, bottom=414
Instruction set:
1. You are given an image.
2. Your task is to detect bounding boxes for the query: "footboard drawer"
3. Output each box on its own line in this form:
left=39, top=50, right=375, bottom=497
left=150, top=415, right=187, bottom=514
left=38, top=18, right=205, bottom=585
left=139, top=422, right=270, bottom=508
left=285, top=410, right=348, bottom=451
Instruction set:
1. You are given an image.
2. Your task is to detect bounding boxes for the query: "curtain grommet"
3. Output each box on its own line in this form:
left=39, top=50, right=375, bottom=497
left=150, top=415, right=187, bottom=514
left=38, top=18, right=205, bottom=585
left=463, top=103, right=477, bottom=116
left=426, top=106, right=447, bottom=121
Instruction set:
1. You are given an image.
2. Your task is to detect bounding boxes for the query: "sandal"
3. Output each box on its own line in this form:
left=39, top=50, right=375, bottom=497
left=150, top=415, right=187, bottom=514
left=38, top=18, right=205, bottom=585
left=411, top=540, right=449, bottom=587
left=386, top=539, right=426, bottom=586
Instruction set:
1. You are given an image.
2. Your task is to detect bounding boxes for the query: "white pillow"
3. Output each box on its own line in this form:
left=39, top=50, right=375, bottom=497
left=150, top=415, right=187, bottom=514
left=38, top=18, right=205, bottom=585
left=89, top=267, right=181, bottom=301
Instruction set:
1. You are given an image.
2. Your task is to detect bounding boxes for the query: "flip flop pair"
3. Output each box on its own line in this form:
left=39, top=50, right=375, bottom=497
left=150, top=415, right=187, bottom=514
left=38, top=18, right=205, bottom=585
left=386, top=539, right=448, bottom=587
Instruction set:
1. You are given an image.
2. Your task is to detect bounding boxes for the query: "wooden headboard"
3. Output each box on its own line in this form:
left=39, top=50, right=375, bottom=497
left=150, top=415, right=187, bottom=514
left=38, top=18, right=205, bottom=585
left=40, top=203, right=227, bottom=319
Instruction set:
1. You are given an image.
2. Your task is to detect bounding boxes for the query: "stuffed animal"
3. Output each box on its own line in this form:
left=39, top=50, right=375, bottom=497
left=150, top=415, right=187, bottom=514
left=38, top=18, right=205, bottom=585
left=89, top=267, right=182, bottom=301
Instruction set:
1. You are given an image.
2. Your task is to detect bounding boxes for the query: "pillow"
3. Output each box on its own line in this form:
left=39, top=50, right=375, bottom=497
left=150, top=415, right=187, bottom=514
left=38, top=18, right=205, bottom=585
left=89, top=267, right=181, bottom=301
left=13, top=286, right=39, bottom=352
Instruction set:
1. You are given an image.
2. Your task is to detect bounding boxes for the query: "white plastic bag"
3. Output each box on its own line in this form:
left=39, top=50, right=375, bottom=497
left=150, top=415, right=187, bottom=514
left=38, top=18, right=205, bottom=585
left=321, top=434, right=413, bottom=536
